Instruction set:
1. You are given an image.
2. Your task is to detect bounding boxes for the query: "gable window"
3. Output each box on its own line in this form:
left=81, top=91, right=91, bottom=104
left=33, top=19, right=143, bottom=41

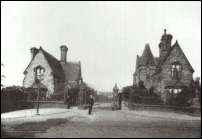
left=34, top=66, right=45, bottom=81
left=171, top=62, right=182, bottom=80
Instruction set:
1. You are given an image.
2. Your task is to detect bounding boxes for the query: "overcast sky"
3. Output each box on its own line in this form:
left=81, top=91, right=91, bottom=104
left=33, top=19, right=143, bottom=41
left=1, top=1, right=201, bottom=92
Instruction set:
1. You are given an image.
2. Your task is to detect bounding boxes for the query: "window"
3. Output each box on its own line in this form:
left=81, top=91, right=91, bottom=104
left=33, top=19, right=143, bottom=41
left=168, top=88, right=182, bottom=98
left=171, top=62, right=182, bottom=80
left=146, top=68, right=150, bottom=74
left=146, top=68, right=150, bottom=79
left=34, top=66, right=45, bottom=80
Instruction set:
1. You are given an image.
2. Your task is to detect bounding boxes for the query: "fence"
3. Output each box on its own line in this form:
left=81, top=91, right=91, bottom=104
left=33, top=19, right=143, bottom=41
left=129, top=95, right=163, bottom=105
left=1, top=90, right=34, bottom=113
left=127, top=102, right=201, bottom=115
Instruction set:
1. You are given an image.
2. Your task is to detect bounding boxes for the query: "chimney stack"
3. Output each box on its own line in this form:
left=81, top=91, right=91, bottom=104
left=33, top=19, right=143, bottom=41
left=30, top=47, right=38, bottom=60
left=159, top=29, right=173, bottom=58
left=60, top=45, right=68, bottom=63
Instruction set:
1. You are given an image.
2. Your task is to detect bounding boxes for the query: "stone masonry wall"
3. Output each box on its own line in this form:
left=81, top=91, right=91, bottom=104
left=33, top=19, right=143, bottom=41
left=134, top=66, right=157, bottom=90
left=23, top=51, right=55, bottom=96
left=161, top=45, right=193, bottom=89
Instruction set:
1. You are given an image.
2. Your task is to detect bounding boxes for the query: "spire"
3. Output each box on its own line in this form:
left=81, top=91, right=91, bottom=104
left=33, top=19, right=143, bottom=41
left=140, top=43, right=156, bottom=66
left=113, top=83, right=119, bottom=92
left=136, top=55, right=140, bottom=69
left=173, top=40, right=179, bottom=47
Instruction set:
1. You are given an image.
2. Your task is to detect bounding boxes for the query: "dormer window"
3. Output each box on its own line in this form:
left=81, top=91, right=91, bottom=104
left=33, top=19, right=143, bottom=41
left=171, top=61, right=182, bottom=80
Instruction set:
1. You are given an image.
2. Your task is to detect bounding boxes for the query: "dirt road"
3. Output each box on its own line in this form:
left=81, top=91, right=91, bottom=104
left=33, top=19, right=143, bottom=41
left=2, top=103, right=201, bottom=138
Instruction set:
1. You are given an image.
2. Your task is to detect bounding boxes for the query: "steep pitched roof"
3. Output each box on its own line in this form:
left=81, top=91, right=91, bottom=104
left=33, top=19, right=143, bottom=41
left=41, top=48, right=65, bottom=80
left=61, top=61, right=82, bottom=82
left=24, top=47, right=65, bottom=80
left=139, top=44, right=156, bottom=66
left=158, top=41, right=194, bottom=72
left=135, top=55, right=140, bottom=70
left=23, top=49, right=39, bottom=74
left=24, top=47, right=82, bottom=83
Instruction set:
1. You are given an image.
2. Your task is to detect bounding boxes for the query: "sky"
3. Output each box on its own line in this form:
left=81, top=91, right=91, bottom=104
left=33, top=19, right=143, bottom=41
left=1, top=1, right=201, bottom=92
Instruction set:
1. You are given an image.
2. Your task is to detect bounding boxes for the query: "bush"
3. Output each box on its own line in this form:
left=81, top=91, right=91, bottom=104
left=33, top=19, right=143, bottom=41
left=1, top=86, right=33, bottom=113
left=122, top=81, right=163, bottom=105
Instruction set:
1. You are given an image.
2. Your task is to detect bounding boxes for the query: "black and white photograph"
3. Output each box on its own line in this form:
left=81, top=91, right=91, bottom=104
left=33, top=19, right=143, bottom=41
left=1, top=1, right=201, bottom=138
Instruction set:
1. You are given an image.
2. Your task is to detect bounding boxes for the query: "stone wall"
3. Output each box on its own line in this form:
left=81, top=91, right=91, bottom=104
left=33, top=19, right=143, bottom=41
left=134, top=45, right=193, bottom=104
left=23, top=51, right=55, bottom=96
left=134, top=65, right=157, bottom=90
left=161, top=45, right=193, bottom=88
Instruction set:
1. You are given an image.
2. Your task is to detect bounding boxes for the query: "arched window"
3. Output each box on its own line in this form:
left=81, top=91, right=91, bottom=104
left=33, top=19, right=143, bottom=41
left=171, top=61, right=182, bottom=80
left=34, top=66, right=45, bottom=81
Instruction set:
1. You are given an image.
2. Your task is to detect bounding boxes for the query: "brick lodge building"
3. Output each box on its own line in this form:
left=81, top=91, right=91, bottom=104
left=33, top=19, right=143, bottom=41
left=23, top=45, right=85, bottom=104
left=133, top=29, right=194, bottom=102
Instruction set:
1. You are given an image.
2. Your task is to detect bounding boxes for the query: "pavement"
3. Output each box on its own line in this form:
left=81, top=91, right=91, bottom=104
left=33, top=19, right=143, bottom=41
left=1, top=103, right=201, bottom=138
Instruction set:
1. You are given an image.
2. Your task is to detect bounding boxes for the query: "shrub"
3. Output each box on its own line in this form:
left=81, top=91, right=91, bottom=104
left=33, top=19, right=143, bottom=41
left=1, top=86, right=33, bottom=113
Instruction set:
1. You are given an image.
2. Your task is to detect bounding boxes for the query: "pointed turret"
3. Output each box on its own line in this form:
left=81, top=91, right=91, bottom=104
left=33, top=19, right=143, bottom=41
left=140, top=43, right=156, bottom=66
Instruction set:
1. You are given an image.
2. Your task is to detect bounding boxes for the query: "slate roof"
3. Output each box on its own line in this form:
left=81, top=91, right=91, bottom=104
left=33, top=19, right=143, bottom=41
left=136, top=39, right=194, bottom=78
left=137, top=44, right=156, bottom=68
left=135, top=55, right=140, bottom=70
left=61, top=61, right=82, bottom=82
left=155, top=40, right=194, bottom=73
left=24, top=47, right=82, bottom=82
left=41, top=48, right=65, bottom=80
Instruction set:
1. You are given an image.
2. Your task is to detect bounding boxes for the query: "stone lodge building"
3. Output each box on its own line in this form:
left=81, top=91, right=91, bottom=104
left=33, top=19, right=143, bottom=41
left=133, top=29, right=194, bottom=101
left=23, top=45, right=82, bottom=98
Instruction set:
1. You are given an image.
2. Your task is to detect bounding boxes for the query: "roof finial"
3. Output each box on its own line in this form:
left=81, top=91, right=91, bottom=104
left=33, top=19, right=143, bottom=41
left=164, top=29, right=167, bottom=34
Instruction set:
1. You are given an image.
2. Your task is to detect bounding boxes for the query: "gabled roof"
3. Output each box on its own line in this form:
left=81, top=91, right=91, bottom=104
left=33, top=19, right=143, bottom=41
left=135, top=55, right=140, bottom=70
left=61, top=61, right=82, bottom=82
left=41, top=48, right=65, bottom=80
left=157, top=40, right=194, bottom=72
left=24, top=47, right=65, bottom=80
left=24, top=46, right=82, bottom=83
left=138, top=44, right=156, bottom=67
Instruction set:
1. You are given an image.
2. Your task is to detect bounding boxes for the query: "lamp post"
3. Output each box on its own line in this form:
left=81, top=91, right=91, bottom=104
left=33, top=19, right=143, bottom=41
left=34, top=66, right=45, bottom=115
left=113, top=83, right=119, bottom=109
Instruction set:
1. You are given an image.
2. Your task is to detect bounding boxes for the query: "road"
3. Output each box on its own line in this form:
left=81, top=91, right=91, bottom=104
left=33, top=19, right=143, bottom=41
left=2, top=103, right=201, bottom=138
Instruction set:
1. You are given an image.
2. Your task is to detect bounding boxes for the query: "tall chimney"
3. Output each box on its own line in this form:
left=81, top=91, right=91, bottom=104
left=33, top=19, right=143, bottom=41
left=159, top=29, right=173, bottom=59
left=30, top=47, right=38, bottom=60
left=60, top=45, right=68, bottom=63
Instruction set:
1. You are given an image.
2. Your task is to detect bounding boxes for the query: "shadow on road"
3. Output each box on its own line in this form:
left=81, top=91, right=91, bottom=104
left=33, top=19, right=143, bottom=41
left=1, top=118, right=69, bottom=138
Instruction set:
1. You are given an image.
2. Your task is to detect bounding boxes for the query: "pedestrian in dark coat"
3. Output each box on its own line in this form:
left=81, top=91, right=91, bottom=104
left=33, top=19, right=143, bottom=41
left=88, top=95, right=94, bottom=115
left=66, top=95, right=70, bottom=109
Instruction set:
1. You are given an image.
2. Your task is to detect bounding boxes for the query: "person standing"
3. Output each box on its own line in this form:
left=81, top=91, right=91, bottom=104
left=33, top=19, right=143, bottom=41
left=118, top=93, right=122, bottom=110
left=66, top=95, right=70, bottom=109
left=88, top=94, right=94, bottom=115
